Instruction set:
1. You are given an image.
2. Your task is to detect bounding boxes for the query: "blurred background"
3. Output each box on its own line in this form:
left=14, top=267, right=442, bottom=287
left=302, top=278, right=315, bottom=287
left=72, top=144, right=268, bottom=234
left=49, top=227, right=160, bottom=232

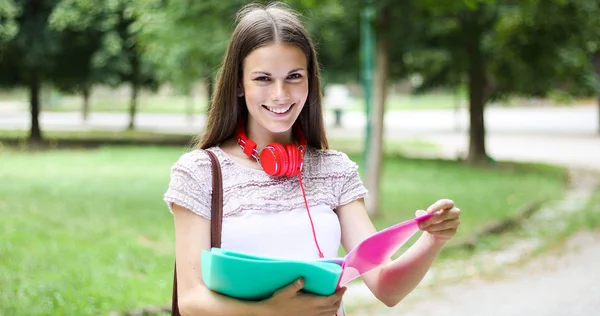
left=1, top=0, right=599, bottom=315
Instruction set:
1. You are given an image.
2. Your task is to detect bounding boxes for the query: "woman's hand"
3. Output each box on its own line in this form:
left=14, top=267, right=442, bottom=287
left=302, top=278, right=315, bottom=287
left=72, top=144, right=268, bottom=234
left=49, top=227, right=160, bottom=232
left=261, top=278, right=346, bottom=316
left=416, top=199, right=461, bottom=242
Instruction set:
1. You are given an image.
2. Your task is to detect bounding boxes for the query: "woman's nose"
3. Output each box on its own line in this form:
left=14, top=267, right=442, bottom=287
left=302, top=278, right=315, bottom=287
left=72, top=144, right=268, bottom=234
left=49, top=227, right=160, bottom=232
left=271, top=81, right=290, bottom=102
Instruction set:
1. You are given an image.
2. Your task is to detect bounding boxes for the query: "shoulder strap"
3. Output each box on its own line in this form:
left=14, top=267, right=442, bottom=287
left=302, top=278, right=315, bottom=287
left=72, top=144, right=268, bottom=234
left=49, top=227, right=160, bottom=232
left=171, top=149, right=223, bottom=316
left=205, top=149, right=223, bottom=248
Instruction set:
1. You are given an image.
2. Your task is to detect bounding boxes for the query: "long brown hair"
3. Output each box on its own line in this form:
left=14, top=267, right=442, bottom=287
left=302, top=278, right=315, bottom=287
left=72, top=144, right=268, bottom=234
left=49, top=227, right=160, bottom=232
left=195, top=2, right=328, bottom=150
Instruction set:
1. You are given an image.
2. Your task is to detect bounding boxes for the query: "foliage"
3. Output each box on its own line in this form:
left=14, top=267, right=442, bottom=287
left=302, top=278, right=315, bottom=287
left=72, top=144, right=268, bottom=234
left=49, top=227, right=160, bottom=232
left=132, top=0, right=249, bottom=93
left=0, top=0, right=18, bottom=43
left=0, top=0, right=63, bottom=87
left=406, top=0, right=600, bottom=100
left=132, top=0, right=359, bottom=93
left=49, top=0, right=160, bottom=92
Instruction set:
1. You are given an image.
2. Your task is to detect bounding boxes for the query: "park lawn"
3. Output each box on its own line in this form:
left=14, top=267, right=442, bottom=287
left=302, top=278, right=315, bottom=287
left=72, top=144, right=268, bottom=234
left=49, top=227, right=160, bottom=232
left=0, top=145, right=568, bottom=315
left=18, top=90, right=463, bottom=114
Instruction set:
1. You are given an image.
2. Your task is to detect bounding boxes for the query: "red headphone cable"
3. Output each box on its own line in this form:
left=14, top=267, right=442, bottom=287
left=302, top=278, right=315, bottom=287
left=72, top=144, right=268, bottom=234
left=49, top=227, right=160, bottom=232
left=300, top=171, right=340, bottom=316
left=297, top=172, right=324, bottom=259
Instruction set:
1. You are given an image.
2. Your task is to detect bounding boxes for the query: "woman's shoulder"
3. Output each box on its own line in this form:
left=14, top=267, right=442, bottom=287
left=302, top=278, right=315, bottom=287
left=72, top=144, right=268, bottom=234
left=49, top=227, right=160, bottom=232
left=304, top=147, right=360, bottom=174
left=169, top=147, right=221, bottom=178
left=306, top=147, right=353, bottom=161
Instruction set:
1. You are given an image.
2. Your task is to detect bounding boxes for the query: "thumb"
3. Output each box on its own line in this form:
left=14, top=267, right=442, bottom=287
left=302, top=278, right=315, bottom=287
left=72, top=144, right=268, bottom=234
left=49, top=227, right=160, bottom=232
left=277, top=278, right=304, bottom=296
left=415, top=209, right=427, bottom=217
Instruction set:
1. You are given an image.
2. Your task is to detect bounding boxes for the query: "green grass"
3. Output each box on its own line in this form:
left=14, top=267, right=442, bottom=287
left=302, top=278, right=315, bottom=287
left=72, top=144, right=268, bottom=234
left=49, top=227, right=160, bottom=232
left=0, top=145, right=568, bottom=315
left=0, top=129, right=440, bottom=157
left=347, top=92, right=465, bottom=111
left=47, top=93, right=461, bottom=113
left=2, top=88, right=464, bottom=114
left=551, top=181, right=600, bottom=238
left=347, top=155, right=568, bottom=259
left=47, top=94, right=207, bottom=114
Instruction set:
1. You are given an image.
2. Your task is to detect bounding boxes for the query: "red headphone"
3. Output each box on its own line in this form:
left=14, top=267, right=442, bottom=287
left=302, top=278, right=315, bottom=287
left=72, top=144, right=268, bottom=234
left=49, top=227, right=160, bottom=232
left=236, top=121, right=307, bottom=177
left=235, top=119, right=325, bottom=259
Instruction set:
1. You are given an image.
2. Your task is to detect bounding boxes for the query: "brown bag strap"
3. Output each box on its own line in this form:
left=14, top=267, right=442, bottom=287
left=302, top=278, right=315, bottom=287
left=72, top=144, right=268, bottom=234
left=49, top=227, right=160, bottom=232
left=171, top=149, right=223, bottom=316
left=206, top=149, right=223, bottom=248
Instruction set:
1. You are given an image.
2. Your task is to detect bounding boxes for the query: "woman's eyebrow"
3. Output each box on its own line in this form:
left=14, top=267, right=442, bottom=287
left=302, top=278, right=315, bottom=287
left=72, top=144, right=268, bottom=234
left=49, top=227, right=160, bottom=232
left=250, top=68, right=306, bottom=76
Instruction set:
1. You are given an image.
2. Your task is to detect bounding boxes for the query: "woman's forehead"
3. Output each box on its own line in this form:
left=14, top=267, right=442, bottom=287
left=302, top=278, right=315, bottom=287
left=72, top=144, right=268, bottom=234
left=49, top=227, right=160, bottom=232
left=244, top=43, right=307, bottom=74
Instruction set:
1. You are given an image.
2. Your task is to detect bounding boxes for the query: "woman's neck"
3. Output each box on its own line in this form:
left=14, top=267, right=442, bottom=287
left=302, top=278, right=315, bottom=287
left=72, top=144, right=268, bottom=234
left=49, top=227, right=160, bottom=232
left=246, top=120, right=294, bottom=149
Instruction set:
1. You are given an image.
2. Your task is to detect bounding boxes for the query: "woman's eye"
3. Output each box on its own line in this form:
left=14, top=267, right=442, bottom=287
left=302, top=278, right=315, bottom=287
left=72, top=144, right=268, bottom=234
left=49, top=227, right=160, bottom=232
left=288, top=73, right=302, bottom=80
left=254, top=76, right=270, bottom=81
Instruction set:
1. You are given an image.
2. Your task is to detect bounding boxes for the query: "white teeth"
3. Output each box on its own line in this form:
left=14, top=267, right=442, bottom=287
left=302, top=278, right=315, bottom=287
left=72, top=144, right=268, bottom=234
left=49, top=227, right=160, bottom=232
left=266, top=104, right=293, bottom=114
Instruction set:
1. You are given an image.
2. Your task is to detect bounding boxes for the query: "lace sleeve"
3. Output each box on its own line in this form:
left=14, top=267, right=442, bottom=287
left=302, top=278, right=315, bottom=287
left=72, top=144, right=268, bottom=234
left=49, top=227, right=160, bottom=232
left=336, top=152, right=369, bottom=207
left=163, top=150, right=213, bottom=219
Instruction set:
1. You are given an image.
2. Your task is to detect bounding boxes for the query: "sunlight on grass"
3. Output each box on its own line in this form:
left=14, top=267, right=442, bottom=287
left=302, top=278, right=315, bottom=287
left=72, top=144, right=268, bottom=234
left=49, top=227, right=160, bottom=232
left=3, top=90, right=463, bottom=114
left=0, top=146, right=568, bottom=315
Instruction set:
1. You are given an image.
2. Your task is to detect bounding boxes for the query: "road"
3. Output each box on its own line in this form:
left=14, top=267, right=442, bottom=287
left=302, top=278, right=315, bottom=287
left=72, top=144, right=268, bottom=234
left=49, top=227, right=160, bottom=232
left=349, top=231, right=600, bottom=316
left=2, top=106, right=597, bottom=170
left=0, top=104, right=598, bottom=136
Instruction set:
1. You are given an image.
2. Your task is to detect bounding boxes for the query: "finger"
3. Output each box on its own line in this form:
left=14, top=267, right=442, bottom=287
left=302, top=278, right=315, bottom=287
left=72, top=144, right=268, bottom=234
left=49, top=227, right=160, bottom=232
left=317, top=307, right=341, bottom=316
left=420, top=207, right=460, bottom=228
left=317, top=301, right=343, bottom=316
left=415, top=209, right=428, bottom=217
left=427, top=199, right=455, bottom=214
left=330, top=286, right=347, bottom=302
left=423, top=218, right=461, bottom=232
left=428, top=227, right=458, bottom=239
left=276, top=278, right=304, bottom=296
left=316, top=287, right=346, bottom=308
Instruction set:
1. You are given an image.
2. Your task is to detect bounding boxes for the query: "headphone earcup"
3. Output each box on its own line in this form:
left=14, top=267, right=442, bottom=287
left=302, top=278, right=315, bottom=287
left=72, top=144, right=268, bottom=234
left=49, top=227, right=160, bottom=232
left=285, top=144, right=298, bottom=176
left=273, top=143, right=290, bottom=177
left=259, top=143, right=288, bottom=177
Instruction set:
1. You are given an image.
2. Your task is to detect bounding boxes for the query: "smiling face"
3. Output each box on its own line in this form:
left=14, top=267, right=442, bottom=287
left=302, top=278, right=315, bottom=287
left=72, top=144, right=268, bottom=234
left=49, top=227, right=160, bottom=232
left=241, top=43, right=309, bottom=144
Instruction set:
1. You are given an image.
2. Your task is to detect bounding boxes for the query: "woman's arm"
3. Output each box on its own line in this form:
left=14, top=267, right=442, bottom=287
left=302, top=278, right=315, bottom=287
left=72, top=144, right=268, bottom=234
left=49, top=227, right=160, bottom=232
left=171, top=204, right=269, bottom=316
left=336, top=198, right=460, bottom=307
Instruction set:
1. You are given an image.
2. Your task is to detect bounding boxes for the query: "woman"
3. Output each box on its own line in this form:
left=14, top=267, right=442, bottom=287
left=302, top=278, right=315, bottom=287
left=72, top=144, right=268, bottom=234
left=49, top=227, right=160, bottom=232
left=163, top=2, right=461, bottom=316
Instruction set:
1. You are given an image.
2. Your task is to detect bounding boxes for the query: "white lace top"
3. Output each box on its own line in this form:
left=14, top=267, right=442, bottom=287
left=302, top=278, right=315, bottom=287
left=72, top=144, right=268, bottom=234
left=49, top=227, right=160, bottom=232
left=163, top=145, right=369, bottom=315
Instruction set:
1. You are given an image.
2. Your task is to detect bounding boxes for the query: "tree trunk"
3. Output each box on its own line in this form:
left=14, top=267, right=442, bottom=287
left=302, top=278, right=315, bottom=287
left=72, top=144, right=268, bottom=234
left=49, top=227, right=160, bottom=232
left=82, top=85, right=91, bottom=122
left=128, top=57, right=140, bottom=131
left=365, top=9, right=390, bottom=217
left=591, top=52, right=600, bottom=135
left=128, top=81, right=139, bottom=130
left=29, top=71, right=42, bottom=143
left=462, top=15, right=488, bottom=165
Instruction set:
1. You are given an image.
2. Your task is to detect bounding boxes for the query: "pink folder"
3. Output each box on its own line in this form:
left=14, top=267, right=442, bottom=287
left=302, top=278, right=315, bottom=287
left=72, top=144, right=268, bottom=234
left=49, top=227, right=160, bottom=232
left=319, top=213, right=433, bottom=287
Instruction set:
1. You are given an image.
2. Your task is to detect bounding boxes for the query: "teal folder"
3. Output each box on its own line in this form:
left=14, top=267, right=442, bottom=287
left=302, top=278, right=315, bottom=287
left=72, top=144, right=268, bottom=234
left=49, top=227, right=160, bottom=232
left=201, top=213, right=432, bottom=301
left=201, top=248, right=343, bottom=301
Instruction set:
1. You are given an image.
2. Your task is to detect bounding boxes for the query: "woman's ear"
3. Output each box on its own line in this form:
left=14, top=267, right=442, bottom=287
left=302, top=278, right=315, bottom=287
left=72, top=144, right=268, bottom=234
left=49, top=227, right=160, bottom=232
left=237, top=85, right=244, bottom=97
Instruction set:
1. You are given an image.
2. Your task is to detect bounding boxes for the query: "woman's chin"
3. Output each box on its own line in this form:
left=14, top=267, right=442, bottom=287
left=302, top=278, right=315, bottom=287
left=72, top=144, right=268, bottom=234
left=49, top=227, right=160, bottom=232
left=260, top=115, right=302, bottom=134
left=262, top=121, right=296, bottom=135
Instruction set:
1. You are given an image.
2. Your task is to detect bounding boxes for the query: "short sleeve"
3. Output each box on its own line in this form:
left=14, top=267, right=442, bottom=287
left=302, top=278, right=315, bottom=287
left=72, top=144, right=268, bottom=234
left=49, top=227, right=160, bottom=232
left=163, top=150, right=213, bottom=219
left=336, top=152, right=369, bottom=207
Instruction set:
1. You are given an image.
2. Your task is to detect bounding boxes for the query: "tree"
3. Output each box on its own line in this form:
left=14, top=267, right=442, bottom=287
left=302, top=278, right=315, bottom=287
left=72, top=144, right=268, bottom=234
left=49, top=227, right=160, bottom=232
left=50, top=0, right=161, bottom=130
left=133, top=0, right=347, bottom=112
left=401, top=0, right=501, bottom=165
left=133, top=0, right=246, bottom=108
left=0, top=0, right=64, bottom=143
left=50, top=26, right=105, bottom=121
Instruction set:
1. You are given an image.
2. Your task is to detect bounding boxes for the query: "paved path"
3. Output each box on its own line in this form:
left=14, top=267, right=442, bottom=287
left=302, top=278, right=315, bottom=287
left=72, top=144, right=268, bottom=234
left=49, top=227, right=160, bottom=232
left=351, top=231, right=600, bottom=316
left=0, top=105, right=598, bottom=136
left=2, top=107, right=599, bottom=171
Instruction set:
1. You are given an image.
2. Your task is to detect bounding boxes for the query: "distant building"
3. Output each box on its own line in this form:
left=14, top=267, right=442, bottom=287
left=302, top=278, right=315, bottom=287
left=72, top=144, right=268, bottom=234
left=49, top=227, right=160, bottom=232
left=324, top=84, right=351, bottom=127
